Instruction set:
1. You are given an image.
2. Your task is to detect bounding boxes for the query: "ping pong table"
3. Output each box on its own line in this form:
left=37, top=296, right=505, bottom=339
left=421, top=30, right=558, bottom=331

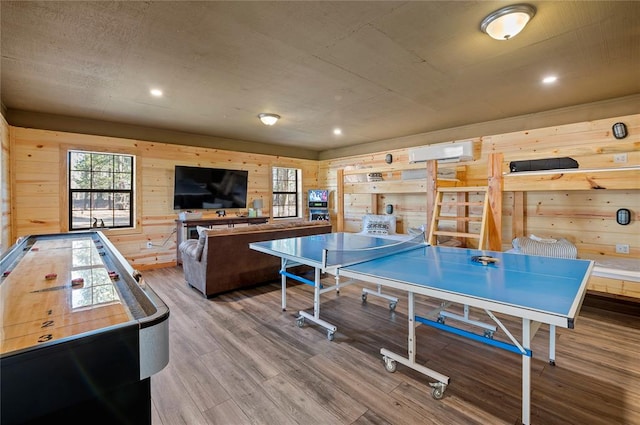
left=249, top=232, right=593, bottom=425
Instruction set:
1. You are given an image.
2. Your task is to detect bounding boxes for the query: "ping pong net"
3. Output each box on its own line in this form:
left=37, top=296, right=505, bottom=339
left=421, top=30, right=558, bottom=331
left=321, top=233, right=426, bottom=269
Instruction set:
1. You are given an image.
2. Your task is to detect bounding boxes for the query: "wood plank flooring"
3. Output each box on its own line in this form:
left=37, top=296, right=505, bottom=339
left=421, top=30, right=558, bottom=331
left=143, top=267, right=640, bottom=425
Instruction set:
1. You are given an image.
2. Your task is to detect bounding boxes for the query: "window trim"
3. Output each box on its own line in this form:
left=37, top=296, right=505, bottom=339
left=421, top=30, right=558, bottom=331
left=68, top=150, right=134, bottom=231
left=60, top=145, right=142, bottom=235
left=271, top=166, right=301, bottom=219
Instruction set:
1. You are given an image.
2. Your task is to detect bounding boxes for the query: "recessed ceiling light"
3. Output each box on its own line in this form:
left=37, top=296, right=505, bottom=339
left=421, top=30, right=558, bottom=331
left=150, top=88, right=163, bottom=97
left=333, top=128, right=342, bottom=135
left=542, top=76, right=557, bottom=84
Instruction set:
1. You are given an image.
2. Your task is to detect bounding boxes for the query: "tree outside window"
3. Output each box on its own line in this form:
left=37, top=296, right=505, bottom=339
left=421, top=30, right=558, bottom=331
left=272, top=167, right=299, bottom=218
left=69, top=151, right=134, bottom=230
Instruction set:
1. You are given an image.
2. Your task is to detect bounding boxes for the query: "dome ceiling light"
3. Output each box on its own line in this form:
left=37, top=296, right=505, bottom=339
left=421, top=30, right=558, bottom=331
left=480, top=4, right=536, bottom=41
left=258, top=113, right=280, bottom=126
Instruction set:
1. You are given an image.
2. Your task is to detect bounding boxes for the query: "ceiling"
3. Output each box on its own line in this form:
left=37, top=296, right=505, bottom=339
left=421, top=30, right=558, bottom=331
left=1, top=1, right=639, bottom=154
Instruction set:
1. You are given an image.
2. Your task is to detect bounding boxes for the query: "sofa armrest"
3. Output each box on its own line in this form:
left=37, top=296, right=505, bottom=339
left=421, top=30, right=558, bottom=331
left=180, top=240, right=208, bottom=294
left=179, top=239, right=202, bottom=262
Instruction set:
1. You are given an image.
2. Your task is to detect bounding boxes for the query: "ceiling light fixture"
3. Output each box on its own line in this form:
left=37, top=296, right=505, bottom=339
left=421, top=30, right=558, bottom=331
left=150, top=88, right=163, bottom=97
left=258, top=113, right=280, bottom=126
left=480, top=4, right=536, bottom=41
left=333, top=128, right=342, bottom=135
left=542, top=75, right=558, bottom=84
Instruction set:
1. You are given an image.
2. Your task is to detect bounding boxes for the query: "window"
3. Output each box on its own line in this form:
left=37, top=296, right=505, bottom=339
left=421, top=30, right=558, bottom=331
left=272, top=167, right=300, bottom=218
left=68, top=150, right=134, bottom=230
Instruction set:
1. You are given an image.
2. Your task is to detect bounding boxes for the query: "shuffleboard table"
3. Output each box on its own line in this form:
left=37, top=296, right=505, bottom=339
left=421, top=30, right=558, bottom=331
left=0, top=231, right=169, bottom=425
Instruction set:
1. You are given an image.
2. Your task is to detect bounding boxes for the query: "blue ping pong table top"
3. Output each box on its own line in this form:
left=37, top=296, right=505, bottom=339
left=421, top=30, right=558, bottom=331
left=250, top=232, right=402, bottom=266
left=342, top=242, right=592, bottom=318
left=250, top=232, right=593, bottom=318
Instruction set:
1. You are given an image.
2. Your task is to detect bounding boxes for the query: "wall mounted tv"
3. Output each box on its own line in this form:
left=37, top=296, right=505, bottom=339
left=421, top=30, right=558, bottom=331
left=173, top=165, right=248, bottom=210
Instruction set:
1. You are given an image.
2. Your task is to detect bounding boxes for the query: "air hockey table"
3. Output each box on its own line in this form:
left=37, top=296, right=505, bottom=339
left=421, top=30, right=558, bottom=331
left=0, top=231, right=170, bottom=425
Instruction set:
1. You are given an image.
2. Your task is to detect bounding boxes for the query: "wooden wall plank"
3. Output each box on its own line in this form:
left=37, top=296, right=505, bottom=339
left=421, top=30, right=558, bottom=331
left=7, top=113, right=640, bottom=280
left=9, top=127, right=318, bottom=268
left=504, top=168, right=640, bottom=191
left=319, top=113, right=640, bottom=281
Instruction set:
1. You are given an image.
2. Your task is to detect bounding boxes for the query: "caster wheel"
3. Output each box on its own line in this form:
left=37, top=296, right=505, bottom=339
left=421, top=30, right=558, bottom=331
left=327, top=331, right=335, bottom=341
left=483, top=330, right=494, bottom=339
left=389, top=302, right=397, bottom=311
left=437, top=316, right=445, bottom=324
left=383, top=356, right=397, bottom=373
left=361, top=293, right=368, bottom=302
left=432, top=387, right=444, bottom=400
left=296, top=317, right=305, bottom=328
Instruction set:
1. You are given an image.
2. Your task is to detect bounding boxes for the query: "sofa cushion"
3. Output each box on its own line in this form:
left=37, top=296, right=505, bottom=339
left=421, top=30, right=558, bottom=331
left=512, top=235, right=577, bottom=259
left=196, top=225, right=209, bottom=237
left=191, top=225, right=213, bottom=260
left=361, top=214, right=396, bottom=235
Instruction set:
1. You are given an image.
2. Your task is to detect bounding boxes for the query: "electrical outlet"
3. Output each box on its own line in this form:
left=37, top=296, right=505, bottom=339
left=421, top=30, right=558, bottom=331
left=615, top=244, right=630, bottom=254
left=613, top=153, right=628, bottom=163
left=146, top=242, right=153, bottom=249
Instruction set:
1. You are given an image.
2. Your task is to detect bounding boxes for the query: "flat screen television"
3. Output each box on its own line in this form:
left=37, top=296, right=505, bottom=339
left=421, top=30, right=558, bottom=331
left=308, top=189, right=328, bottom=208
left=173, top=165, right=248, bottom=210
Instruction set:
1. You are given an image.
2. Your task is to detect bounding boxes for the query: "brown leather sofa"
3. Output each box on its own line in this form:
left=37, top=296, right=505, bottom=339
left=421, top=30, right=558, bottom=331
left=179, top=220, right=332, bottom=297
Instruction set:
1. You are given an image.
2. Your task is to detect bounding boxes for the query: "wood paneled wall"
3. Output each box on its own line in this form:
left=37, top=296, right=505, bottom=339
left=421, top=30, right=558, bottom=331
left=1, top=113, right=10, bottom=253
left=319, top=114, right=639, bottom=259
left=6, top=113, right=639, bottom=268
left=8, top=127, right=318, bottom=269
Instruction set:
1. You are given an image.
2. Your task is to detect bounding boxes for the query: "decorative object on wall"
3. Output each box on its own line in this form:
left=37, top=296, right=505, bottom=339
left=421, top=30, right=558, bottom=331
left=385, top=154, right=393, bottom=164
left=258, top=113, right=280, bottom=126
left=612, top=122, right=628, bottom=139
left=616, top=208, right=631, bottom=225
left=480, top=4, right=536, bottom=41
left=386, top=204, right=393, bottom=214
left=367, top=172, right=383, bottom=182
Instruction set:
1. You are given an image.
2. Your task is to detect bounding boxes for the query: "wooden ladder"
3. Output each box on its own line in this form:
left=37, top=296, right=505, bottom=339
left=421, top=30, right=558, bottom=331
left=426, top=186, right=497, bottom=337
left=427, top=186, right=489, bottom=250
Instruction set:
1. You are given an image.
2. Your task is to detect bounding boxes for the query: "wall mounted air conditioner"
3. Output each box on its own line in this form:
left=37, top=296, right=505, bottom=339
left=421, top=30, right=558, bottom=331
left=408, top=140, right=474, bottom=163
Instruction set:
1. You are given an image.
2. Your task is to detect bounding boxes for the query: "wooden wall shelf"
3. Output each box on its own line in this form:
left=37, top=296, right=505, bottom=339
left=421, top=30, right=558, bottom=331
left=503, top=166, right=640, bottom=191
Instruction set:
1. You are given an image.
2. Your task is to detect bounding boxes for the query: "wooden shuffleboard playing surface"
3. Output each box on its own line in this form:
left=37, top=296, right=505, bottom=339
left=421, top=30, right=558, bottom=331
left=1, top=231, right=169, bottom=425
left=0, top=236, right=132, bottom=355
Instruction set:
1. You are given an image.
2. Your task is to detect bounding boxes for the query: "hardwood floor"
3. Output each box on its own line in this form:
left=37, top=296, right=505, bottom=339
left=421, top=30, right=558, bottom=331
left=143, top=267, right=640, bottom=425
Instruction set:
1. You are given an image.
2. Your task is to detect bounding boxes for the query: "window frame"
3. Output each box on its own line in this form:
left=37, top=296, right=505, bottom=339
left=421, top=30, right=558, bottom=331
left=65, top=148, right=139, bottom=233
left=271, top=166, right=301, bottom=219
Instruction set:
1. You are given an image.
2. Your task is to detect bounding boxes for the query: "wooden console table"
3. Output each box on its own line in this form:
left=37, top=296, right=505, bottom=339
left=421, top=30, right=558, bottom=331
left=175, top=216, right=269, bottom=264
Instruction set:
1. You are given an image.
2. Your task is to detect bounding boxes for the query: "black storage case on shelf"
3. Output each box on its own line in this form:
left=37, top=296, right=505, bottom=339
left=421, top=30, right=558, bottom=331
left=509, top=157, right=579, bottom=172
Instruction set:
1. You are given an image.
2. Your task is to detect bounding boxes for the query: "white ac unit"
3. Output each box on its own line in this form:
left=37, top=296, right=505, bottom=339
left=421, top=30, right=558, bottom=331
left=408, top=140, right=474, bottom=163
